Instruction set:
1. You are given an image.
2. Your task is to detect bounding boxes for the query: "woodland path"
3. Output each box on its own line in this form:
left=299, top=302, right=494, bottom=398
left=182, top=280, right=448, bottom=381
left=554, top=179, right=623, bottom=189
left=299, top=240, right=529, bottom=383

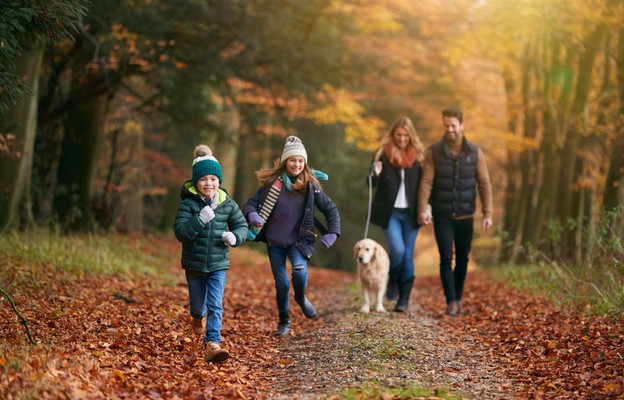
left=1, top=235, right=623, bottom=399
left=267, top=274, right=515, bottom=400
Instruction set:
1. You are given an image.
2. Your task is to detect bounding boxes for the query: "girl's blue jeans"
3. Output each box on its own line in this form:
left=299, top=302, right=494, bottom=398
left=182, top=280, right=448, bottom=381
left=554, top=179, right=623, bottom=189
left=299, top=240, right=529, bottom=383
left=185, top=269, right=226, bottom=344
left=383, top=208, right=420, bottom=282
left=267, top=244, right=308, bottom=318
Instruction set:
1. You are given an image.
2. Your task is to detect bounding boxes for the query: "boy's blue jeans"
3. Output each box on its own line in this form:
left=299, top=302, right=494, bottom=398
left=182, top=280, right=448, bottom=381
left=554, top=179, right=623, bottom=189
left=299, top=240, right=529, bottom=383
left=267, top=244, right=308, bottom=318
left=383, top=208, right=420, bottom=282
left=185, top=269, right=226, bottom=345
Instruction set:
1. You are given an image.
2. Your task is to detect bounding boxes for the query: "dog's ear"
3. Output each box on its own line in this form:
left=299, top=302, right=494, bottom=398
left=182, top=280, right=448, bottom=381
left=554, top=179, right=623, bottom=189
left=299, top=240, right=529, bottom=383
left=353, top=242, right=359, bottom=259
left=371, top=243, right=380, bottom=261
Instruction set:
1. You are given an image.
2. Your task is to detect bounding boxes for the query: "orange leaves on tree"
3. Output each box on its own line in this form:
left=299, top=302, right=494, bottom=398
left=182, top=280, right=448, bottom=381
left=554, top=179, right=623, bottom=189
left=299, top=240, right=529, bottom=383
left=308, top=84, right=385, bottom=151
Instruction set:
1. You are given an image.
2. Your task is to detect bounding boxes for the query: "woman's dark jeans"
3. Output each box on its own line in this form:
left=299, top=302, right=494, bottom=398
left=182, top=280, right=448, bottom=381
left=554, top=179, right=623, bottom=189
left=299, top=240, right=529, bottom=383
left=433, top=216, right=474, bottom=303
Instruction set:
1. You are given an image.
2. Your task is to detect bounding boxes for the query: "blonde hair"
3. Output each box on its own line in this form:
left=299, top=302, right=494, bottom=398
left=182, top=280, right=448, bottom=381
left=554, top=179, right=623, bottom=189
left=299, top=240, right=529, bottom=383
left=255, top=158, right=321, bottom=194
left=374, top=116, right=425, bottom=165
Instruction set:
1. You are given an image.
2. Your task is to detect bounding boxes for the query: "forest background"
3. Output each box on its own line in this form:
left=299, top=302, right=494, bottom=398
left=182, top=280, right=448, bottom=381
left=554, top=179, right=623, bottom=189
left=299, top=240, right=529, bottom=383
left=1, top=0, right=623, bottom=306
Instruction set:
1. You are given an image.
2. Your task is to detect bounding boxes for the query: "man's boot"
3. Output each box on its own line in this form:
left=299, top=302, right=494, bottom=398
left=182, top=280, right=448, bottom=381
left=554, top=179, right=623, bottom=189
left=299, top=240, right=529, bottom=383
left=394, top=277, right=414, bottom=312
left=445, top=300, right=460, bottom=316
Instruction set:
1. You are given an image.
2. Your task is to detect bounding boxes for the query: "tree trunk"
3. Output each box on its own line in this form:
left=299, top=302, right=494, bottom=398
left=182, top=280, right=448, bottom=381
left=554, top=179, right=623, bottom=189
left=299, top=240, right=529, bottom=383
left=123, top=127, right=144, bottom=232
left=0, top=49, right=44, bottom=233
left=522, top=39, right=566, bottom=254
left=54, top=93, right=107, bottom=232
left=232, top=109, right=265, bottom=206
left=158, top=185, right=179, bottom=232
left=501, top=65, right=522, bottom=262
left=603, top=28, right=624, bottom=216
left=556, top=25, right=608, bottom=256
left=216, top=105, right=240, bottom=198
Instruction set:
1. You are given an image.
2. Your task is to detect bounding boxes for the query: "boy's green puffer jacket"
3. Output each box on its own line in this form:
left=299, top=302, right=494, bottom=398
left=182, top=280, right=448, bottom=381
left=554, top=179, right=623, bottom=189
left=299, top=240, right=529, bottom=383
left=174, top=181, right=248, bottom=273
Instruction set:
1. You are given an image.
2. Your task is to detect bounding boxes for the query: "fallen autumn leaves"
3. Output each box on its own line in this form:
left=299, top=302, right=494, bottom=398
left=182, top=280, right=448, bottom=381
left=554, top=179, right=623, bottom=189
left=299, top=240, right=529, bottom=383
left=1, top=235, right=352, bottom=399
left=1, top=234, right=622, bottom=399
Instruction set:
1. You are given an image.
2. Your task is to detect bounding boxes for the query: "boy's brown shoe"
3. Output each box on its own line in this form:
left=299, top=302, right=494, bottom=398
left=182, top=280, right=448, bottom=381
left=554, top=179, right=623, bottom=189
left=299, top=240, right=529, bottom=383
left=204, top=342, right=229, bottom=363
left=192, top=317, right=206, bottom=335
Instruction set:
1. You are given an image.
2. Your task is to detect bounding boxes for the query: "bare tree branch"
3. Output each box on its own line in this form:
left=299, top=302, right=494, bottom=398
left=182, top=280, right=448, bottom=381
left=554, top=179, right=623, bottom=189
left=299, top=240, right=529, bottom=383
left=1, top=287, right=37, bottom=345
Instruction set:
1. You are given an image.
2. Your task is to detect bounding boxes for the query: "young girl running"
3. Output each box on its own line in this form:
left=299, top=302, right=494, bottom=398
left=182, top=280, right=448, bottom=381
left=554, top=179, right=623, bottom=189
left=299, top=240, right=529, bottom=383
left=243, top=136, right=341, bottom=337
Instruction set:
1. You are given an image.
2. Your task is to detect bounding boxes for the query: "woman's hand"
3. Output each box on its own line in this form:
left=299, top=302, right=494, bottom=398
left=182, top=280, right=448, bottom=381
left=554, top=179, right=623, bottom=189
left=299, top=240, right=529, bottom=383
left=370, top=161, right=382, bottom=176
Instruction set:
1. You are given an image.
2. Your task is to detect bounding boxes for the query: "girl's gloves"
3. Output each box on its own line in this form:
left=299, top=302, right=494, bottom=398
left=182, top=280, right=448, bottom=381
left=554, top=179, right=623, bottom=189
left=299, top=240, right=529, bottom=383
left=320, top=233, right=337, bottom=248
left=199, top=205, right=215, bottom=224
left=247, top=212, right=264, bottom=241
left=248, top=212, right=265, bottom=228
left=222, top=231, right=236, bottom=246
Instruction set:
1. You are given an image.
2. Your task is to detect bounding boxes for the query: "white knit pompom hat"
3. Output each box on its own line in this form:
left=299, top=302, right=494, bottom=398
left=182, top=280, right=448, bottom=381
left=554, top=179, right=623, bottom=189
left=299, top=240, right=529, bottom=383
left=280, top=136, right=307, bottom=163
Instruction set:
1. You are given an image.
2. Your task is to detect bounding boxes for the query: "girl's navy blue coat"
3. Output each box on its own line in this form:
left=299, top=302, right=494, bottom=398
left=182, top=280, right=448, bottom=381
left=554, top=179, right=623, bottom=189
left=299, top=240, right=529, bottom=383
left=243, top=180, right=341, bottom=259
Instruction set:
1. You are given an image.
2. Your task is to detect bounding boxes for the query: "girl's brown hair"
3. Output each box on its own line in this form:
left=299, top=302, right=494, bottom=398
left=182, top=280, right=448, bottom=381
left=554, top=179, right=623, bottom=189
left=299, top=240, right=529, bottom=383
left=255, top=158, right=321, bottom=194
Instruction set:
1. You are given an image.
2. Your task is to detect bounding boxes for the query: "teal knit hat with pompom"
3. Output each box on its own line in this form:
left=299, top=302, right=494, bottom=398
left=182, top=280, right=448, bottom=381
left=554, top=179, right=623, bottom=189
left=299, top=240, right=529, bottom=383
left=192, top=155, right=222, bottom=184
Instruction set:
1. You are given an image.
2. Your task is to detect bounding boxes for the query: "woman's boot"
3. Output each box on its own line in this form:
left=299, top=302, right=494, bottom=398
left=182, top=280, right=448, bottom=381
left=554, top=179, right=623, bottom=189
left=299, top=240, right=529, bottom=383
left=386, top=264, right=401, bottom=300
left=394, top=277, right=414, bottom=312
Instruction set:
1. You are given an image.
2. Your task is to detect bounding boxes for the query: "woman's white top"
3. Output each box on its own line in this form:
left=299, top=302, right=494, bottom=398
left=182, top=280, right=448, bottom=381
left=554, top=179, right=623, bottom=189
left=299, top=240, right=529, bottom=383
left=393, top=169, right=409, bottom=208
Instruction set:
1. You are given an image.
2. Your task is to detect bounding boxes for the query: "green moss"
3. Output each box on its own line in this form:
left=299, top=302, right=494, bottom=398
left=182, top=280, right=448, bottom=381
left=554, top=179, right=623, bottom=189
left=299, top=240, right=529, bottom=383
left=325, top=381, right=464, bottom=399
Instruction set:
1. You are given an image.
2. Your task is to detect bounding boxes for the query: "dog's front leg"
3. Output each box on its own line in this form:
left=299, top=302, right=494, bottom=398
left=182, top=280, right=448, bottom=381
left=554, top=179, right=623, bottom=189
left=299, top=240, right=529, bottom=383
left=375, top=287, right=386, bottom=312
left=359, top=288, right=371, bottom=313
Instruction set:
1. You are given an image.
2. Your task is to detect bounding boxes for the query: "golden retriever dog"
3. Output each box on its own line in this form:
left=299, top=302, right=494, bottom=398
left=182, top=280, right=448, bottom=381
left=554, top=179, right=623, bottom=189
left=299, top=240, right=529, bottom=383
left=353, top=238, right=390, bottom=313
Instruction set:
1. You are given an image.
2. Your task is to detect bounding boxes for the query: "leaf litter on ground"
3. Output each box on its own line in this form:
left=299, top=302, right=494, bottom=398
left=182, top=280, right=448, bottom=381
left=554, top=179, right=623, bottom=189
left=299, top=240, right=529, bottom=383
left=1, top=234, right=622, bottom=399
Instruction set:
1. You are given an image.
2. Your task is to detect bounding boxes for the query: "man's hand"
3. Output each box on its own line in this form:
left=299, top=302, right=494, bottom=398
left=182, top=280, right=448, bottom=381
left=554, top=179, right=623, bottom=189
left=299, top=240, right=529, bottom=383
left=482, top=217, right=492, bottom=230
left=417, top=212, right=432, bottom=226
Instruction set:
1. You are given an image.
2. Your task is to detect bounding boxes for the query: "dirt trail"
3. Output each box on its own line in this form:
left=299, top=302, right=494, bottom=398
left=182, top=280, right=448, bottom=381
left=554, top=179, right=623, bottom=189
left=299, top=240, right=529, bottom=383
left=267, top=261, right=624, bottom=400
left=267, top=273, right=515, bottom=400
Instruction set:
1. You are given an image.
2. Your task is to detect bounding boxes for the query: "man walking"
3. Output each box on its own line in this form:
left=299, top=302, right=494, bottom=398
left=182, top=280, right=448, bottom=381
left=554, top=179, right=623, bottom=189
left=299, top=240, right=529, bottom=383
left=417, top=107, right=493, bottom=316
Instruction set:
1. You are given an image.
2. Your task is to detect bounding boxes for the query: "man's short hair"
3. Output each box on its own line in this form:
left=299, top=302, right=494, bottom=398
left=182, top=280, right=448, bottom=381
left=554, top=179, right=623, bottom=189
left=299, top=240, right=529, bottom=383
left=442, top=107, right=463, bottom=124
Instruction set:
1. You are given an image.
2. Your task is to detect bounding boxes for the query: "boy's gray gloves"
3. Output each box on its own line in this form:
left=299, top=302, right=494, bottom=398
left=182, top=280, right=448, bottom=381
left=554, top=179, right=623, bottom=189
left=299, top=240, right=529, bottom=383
left=199, top=205, right=215, bottom=224
left=222, top=231, right=236, bottom=246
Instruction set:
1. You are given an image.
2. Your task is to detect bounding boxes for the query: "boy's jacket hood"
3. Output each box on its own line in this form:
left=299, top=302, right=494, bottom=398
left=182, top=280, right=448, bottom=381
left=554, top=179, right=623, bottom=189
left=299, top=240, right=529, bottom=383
left=180, top=180, right=228, bottom=203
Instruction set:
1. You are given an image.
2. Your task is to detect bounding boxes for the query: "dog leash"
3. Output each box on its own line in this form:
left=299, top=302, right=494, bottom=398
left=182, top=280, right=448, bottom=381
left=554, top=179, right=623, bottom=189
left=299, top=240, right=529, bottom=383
left=364, top=173, right=373, bottom=239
